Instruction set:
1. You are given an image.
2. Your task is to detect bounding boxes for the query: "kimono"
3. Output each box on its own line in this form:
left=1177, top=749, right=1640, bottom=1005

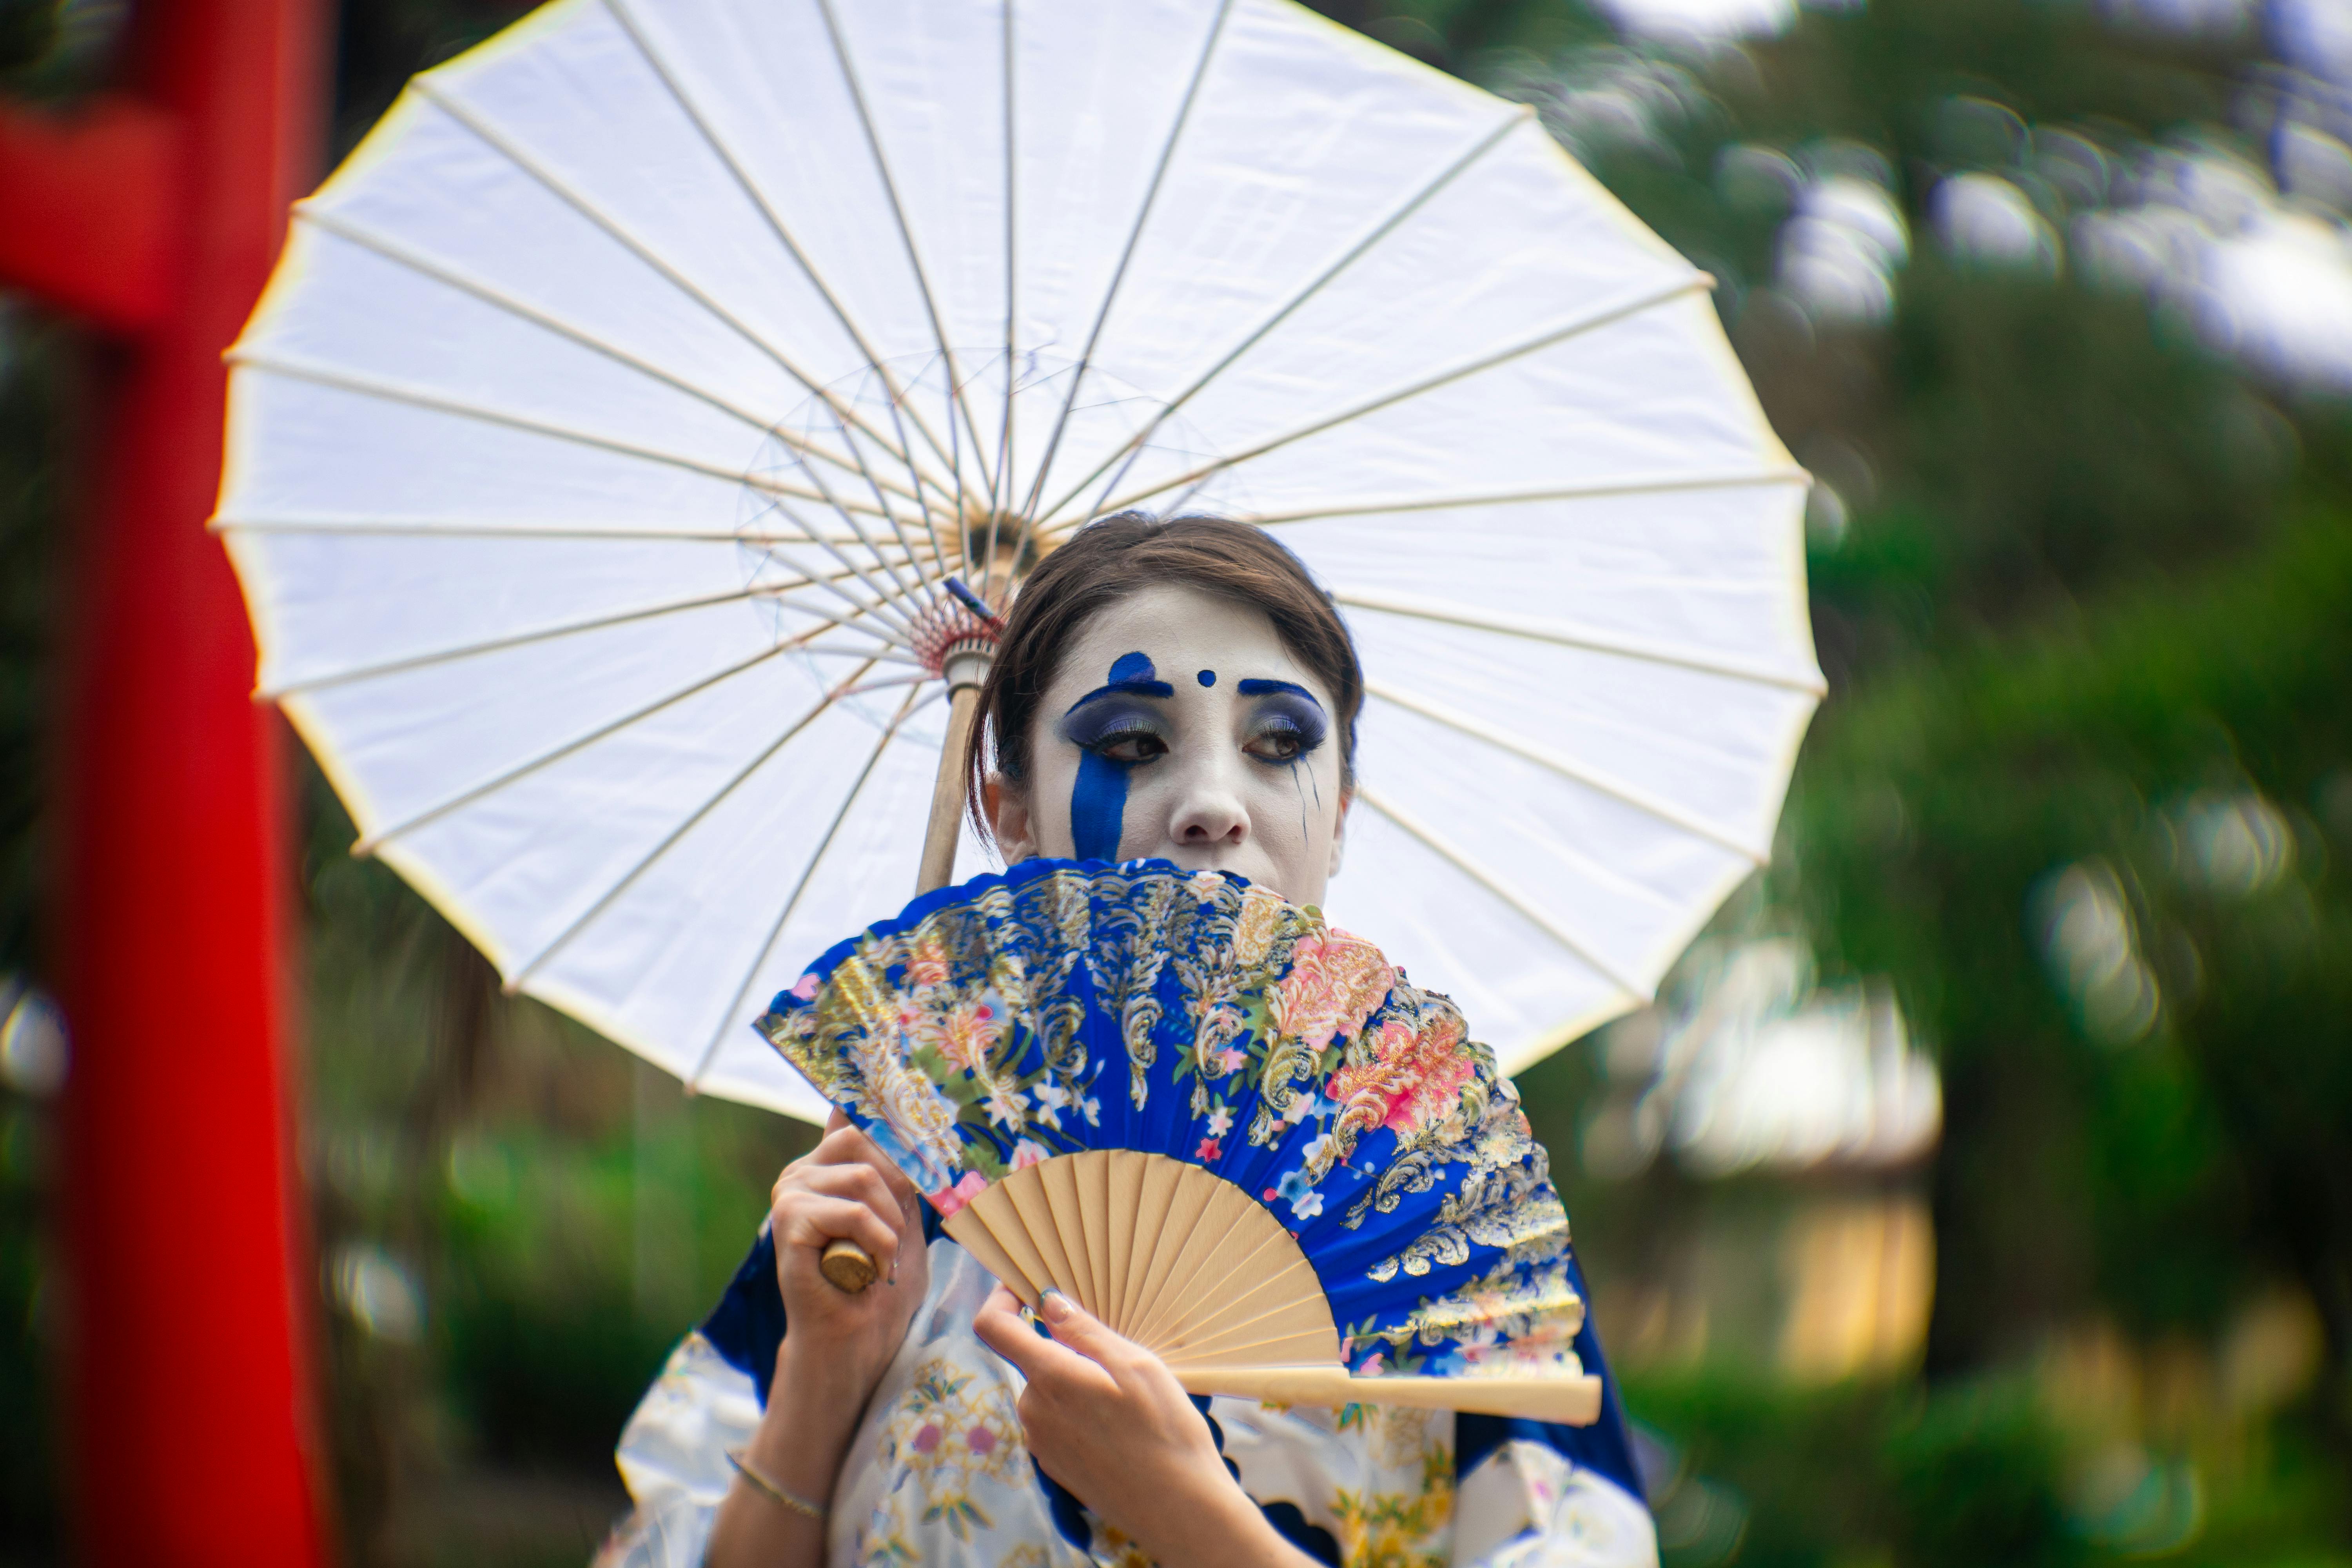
left=595, top=1215, right=1657, bottom=1568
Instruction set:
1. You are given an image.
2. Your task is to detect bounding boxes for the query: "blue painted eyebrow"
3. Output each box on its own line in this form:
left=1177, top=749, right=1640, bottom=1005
left=1064, top=678, right=1175, bottom=715
left=1236, top=678, right=1323, bottom=709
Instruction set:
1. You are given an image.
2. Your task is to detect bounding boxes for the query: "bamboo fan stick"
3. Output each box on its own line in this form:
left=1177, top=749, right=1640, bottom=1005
left=1076, top=1150, right=1115, bottom=1316
left=1105, top=1150, right=1147, bottom=1334
left=1169, top=1366, right=1603, bottom=1426
left=1037, top=1154, right=1095, bottom=1312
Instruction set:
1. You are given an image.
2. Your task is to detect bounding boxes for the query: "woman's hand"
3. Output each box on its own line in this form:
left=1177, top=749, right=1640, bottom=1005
left=766, top=1111, right=930, bottom=1395
left=707, top=1112, right=929, bottom=1568
left=971, top=1284, right=1315, bottom=1568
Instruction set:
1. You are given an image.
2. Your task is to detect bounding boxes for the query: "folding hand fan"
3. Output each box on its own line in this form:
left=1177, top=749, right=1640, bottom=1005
left=759, top=857, right=1602, bottom=1425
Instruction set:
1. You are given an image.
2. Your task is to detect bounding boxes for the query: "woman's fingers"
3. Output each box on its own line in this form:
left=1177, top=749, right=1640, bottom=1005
left=775, top=1192, right=902, bottom=1271
left=970, top=1283, right=1051, bottom=1372
left=804, top=1120, right=921, bottom=1205
left=1032, top=1289, right=1141, bottom=1379
left=973, top=1285, right=1119, bottom=1393
left=777, top=1166, right=906, bottom=1252
left=780, top=1159, right=902, bottom=1221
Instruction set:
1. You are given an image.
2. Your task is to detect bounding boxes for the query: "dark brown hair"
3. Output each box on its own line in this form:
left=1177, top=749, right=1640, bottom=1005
left=965, top=513, right=1364, bottom=839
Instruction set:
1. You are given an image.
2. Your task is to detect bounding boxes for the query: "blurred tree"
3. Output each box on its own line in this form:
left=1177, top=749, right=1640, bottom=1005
left=1791, top=503, right=2352, bottom=1458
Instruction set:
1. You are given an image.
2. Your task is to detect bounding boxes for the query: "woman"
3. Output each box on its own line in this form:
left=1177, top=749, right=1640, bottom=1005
left=597, top=516, right=1658, bottom=1568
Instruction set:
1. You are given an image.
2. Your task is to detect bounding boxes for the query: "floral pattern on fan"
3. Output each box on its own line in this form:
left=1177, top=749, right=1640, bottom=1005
left=758, top=858, right=1583, bottom=1384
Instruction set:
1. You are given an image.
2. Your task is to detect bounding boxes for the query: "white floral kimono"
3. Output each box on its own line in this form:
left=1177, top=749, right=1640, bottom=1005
left=596, top=1234, right=1657, bottom=1568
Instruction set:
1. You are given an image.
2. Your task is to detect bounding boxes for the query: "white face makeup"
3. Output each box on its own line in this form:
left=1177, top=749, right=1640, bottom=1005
left=988, top=584, right=1351, bottom=907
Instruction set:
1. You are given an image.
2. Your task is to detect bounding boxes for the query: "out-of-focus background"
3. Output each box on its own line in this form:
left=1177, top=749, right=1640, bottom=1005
left=5, top=0, right=2351, bottom=1562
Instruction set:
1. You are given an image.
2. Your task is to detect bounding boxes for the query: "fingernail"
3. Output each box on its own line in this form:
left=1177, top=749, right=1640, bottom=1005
left=1038, top=1287, right=1073, bottom=1323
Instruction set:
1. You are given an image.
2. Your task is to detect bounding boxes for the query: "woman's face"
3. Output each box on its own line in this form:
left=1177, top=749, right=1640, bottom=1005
left=988, top=584, right=1350, bottom=906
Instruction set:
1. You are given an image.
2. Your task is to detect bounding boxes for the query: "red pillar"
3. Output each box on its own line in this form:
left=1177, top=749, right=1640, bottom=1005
left=2, top=2, right=332, bottom=1563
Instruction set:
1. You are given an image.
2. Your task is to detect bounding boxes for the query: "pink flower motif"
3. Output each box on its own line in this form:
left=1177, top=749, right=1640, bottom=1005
left=937, top=998, right=1002, bottom=1073
left=1357, top=1350, right=1387, bottom=1377
left=911, top=1423, right=943, bottom=1455
left=928, top=1169, right=989, bottom=1219
left=1218, top=1047, right=1248, bottom=1075
left=789, top=972, right=820, bottom=1002
left=1195, top=1137, right=1222, bottom=1162
left=905, top=940, right=950, bottom=991
left=966, top=1427, right=997, bottom=1456
left=1010, top=1138, right=1049, bottom=1170
left=1270, top=931, right=1395, bottom=1051
left=1326, top=1011, right=1477, bottom=1138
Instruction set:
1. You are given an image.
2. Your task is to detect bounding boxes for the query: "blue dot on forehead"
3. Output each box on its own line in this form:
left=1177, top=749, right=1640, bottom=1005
left=1108, top=651, right=1154, bottom=683
left=1197, top=669, right=1216, bottom=687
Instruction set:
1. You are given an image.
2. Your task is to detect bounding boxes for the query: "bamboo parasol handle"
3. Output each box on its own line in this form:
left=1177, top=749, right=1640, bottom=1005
left=821, top=664, right=987, bottom=1294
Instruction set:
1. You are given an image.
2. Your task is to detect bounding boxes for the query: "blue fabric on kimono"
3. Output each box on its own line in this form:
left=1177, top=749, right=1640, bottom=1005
left=1455, top=1248, right=1644, bottom=1504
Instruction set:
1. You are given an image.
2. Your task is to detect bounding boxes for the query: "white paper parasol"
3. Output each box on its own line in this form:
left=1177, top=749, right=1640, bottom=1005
left=218, top=0, right=1822, bottom=1122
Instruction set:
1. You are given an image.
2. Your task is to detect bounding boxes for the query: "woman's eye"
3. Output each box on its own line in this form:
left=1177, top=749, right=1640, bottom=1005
left=1091, top=729, right=1167, bottom=764
left=1246, top=728, right=1305, bottom=763
left=1244, top=695, right=1326, bottom=765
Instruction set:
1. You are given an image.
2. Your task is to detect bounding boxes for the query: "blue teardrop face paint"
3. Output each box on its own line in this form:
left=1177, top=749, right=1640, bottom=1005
left=1071, top=753, right=1126, bottom=862
left=1061, top=652, right=1172, bottom=862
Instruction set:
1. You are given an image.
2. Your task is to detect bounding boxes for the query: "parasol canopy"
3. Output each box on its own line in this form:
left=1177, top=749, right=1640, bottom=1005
left=218, top=0, right=1822, bottom=1121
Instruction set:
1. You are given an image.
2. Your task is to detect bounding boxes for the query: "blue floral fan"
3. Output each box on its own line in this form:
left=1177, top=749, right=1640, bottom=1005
left=757, top=858, right=1600, bottom=1424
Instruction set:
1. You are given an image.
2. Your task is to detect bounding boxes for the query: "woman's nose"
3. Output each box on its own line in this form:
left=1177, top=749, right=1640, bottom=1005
left=1164, top=754, right=1249, bottom=848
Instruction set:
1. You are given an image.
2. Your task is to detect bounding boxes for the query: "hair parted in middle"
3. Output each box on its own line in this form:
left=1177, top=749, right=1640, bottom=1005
left=964, top=512, right=1365, bottom=843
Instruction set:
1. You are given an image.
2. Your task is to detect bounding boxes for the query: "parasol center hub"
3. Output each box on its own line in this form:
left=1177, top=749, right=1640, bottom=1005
left=941, top=643, right=993, bottom=693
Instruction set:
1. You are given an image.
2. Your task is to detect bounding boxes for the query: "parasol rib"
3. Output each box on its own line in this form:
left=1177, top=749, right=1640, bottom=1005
left=1352, top=783, right=1645, bottom=1000
left=835, top=673, right=932, bottom=698
left=406, top=77, right=961, bottom=512
left=229, top=349, right=870, bottom=509
left=1018, top=0, right=1235, bottom=524
left=229, top=350, right=923, bottom=635
left=1363, top=681, right=1769, bottom=864
left=746, top=393, right=939, bottom=618
left=1242, top=465, right=1811, bottom=525
left=1080, top=272, right=1713, bottom=522
left=287, top=203, right=920, bottom=515
left=210, top=516, right=930, bottom=554
left=507, top=660, right=900, bottom=992
left=257, top=581, right=914, bottom=701
left=352, top=615, right=856, bottom=855
left=227, top=348, right=875, bottom=520
left=599, top=0, right=972, bottom=582
left=1049, top=105, right=1529, bottom=526
left=810, top=0, right=998, bottom=520
left=687, top=684, right=935, bottom=1088
left=1334, top=586, right=1827, bottom=694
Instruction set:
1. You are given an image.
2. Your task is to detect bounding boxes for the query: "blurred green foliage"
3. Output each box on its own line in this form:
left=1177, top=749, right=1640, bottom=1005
left=1791, top=505, right=2352, bottom=1360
